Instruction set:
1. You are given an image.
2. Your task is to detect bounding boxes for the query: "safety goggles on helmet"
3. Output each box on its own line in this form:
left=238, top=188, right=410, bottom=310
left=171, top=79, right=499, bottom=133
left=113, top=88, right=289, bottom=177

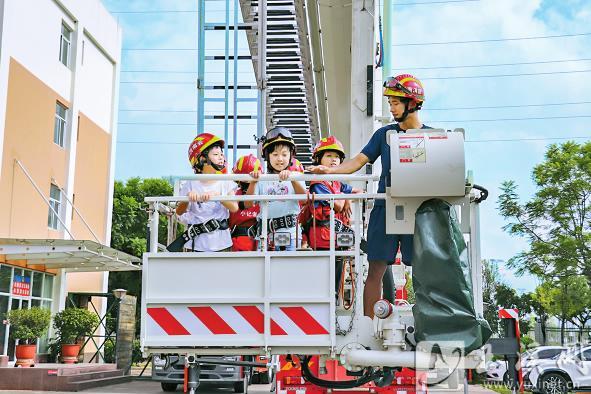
left=383, top=75, right=425, bottom=102
left=383, top=77, right=414, bottom=95
left=260, top=127, right=295, bottom=152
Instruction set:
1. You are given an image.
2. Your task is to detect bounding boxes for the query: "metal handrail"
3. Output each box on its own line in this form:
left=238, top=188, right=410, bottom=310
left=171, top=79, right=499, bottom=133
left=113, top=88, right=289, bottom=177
left=169, top=174, right=380, bottom=182
left=146, top=193, right=386, bottom=203
left=51, top=178, right=102, bottom=243
left=14, top=159, right=75, bottom=239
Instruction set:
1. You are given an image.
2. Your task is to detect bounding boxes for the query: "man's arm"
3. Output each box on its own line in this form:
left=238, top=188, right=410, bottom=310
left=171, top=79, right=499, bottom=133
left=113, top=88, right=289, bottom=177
left=308, top=153, right=370, bottom=174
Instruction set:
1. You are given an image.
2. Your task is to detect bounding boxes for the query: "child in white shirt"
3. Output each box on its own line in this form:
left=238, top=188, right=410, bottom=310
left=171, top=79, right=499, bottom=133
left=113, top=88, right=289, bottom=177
left=173, top=133, right=238, bottom=252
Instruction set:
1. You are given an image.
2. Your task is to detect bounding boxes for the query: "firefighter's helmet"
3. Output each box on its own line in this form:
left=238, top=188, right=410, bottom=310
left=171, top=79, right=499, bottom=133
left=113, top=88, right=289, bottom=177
left=188, top=133, right=225, bottom=166
left=312, top=136, right=346, bottom=162
left=261, top=127, right=296, bottom=158
left=288, top=158, right=305, bottom=173
left=233, top=154, right=262, bottom=174
left=188, top=133, right=227, bottom=173
left=383, top=74, right=425, bottom=103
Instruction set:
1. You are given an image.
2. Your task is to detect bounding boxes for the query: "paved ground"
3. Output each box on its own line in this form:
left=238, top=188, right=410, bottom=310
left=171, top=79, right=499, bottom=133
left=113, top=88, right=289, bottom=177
left=0, top=381, right=272, bottom=394
left=0, top=381, right=500, bottom=393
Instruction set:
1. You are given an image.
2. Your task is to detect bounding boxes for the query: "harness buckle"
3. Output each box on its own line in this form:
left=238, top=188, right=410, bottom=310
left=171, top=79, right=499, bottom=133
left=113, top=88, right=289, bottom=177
left=203, top=219, right=220, bottom=232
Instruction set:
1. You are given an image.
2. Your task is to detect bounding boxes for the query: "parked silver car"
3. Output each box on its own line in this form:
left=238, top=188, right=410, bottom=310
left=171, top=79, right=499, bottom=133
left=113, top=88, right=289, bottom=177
left=152, top=354, right=249, bottom=393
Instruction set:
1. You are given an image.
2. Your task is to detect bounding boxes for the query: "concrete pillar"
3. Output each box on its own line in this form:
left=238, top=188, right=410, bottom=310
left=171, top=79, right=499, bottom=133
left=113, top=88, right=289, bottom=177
left=348, top=1, right=375, bottom=158
left=115, top=295, right=137, bottom=374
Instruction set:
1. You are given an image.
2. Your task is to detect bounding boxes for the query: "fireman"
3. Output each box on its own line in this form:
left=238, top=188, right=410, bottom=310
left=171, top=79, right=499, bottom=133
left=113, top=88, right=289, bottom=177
left=308, top=74, right=432, bottom=317
left=230, top=154, right=263, bottom=251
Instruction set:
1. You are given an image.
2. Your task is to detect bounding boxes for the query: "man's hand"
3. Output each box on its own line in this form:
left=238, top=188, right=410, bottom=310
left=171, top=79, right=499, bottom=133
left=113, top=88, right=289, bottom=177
left=306, top=165, right=332, bottom=174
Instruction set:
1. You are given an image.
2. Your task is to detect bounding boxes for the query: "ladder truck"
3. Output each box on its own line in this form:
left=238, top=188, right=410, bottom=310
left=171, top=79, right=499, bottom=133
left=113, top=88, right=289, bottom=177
left=141, top=128, right=491, bottom=394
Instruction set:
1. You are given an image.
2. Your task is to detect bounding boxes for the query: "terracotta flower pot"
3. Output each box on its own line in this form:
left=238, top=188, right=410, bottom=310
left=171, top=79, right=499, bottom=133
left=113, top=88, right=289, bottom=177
left=61, top=343, right=81, bottom=364
left=15, top=344, right=36, bottom=367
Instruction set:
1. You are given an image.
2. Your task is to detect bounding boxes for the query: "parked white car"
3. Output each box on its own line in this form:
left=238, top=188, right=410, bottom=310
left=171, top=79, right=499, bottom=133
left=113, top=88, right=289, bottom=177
left=486, top=346, right=567, bottom=384
left=526, top=345, right=591, bottom=393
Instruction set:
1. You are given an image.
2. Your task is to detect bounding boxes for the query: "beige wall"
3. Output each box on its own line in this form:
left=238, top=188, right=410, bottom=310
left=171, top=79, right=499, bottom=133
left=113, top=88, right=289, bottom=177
left=71, top=113, right=111, bottom=242
left=0, top=58, right=111, bottom=293
left=0, top=59, right=68, bottom=239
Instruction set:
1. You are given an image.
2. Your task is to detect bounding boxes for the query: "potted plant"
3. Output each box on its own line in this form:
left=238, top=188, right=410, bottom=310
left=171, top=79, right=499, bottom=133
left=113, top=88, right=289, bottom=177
left=52, top=307, right=99, bottom=363
left=5, top=307, right=51, bottom=367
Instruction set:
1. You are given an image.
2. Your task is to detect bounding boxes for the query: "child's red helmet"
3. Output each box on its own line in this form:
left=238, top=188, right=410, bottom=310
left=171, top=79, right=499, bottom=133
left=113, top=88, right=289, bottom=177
left=312, top=136, right=346, bottom=162
left=288, top=158, right=305, bottom=172
left=188, top=133, right=225, bottom=166
left=233, top=154, right=262, bottom=174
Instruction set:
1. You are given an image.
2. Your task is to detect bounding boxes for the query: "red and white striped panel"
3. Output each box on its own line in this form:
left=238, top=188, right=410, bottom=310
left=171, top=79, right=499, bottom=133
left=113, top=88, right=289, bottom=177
left=146, top=304, right=330, bottom=337
left=270, top=305, right=329, bottom=336
left=498, top=308, right=519, bottom=319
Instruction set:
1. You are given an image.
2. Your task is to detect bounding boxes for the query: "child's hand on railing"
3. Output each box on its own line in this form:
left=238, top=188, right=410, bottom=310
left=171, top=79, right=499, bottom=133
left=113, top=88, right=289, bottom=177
left=188, top=191, right=219, bottom=203
left=342, top=200, right=352, bottom=219
left=278, top=170, right=291, bottom=181
left=249, top=170, right=262, bottom=180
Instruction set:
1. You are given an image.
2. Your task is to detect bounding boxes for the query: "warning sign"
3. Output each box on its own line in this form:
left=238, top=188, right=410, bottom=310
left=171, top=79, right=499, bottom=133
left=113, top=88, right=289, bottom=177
left=399, top=134, right=426, bottom=163
left=12, top=275, right=31, bottom=297
left=428, top=130, right=448, bottom=140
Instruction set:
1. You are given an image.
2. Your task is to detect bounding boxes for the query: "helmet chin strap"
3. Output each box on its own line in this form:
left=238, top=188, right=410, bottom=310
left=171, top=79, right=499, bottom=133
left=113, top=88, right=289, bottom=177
left=393, top=101, right=417, bottom=123
left=207, top=159, right=226, bottom=172
left=394, top=102, right=419, bottom=123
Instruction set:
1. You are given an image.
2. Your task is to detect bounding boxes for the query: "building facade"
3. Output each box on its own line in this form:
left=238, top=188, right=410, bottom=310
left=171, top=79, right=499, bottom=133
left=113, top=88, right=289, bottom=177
left=0, top=0, right=122, bottom=359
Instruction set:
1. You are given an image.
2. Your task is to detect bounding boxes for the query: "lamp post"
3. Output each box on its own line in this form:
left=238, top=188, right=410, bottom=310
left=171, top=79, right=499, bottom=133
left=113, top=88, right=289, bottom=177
left=112, top=289, right=127, bottom=300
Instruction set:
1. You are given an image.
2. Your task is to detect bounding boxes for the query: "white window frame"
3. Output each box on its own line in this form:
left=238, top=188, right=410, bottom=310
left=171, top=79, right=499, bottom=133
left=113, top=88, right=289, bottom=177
left=0, top=264, right=55, bottom=357
left=48, top=184, right=62, bottom=230
left=54, top=101, right=67, bottom=147
left=59, top=22, right=72, bottom=68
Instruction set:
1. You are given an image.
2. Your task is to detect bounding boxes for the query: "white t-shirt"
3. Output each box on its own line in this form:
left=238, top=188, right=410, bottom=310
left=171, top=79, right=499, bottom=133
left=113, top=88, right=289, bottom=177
left=254, top=180, right=305, bottom=236
left=178, top=180, right=237, bottom=251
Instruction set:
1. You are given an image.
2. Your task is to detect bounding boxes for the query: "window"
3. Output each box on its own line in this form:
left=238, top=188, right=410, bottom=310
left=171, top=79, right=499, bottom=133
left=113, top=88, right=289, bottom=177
left=54, top=102, right=67, bottom=147
left=59, top=23, right=72, bottom=67
left=32, top=272, right=43, bottom=297
left=0, top=264, right=56, bottom=358
left=48, top=184, right=61, bottom=230
left=0, top=265, right=10, bottom=293
left=537, top=349, right=561, bottom=359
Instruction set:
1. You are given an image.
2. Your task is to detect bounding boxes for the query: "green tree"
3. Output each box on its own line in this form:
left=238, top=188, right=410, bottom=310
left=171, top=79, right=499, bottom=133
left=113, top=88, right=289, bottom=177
left=109, top=177, right=174, bottom=334
left=533, top=275, right=591, bottom=345
left=110, top=177, right=174, bottom=257
left=497, top=141, right=591, bottom=284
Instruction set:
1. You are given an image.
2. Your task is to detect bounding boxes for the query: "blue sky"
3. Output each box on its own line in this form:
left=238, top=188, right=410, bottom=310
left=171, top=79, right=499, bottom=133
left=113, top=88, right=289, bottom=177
left=102, top=0, right=591, bottom=294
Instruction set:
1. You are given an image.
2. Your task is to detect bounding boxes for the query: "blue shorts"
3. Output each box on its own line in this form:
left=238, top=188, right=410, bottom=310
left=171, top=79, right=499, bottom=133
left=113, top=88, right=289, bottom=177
left=367, top=205, right=413, bottom=266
